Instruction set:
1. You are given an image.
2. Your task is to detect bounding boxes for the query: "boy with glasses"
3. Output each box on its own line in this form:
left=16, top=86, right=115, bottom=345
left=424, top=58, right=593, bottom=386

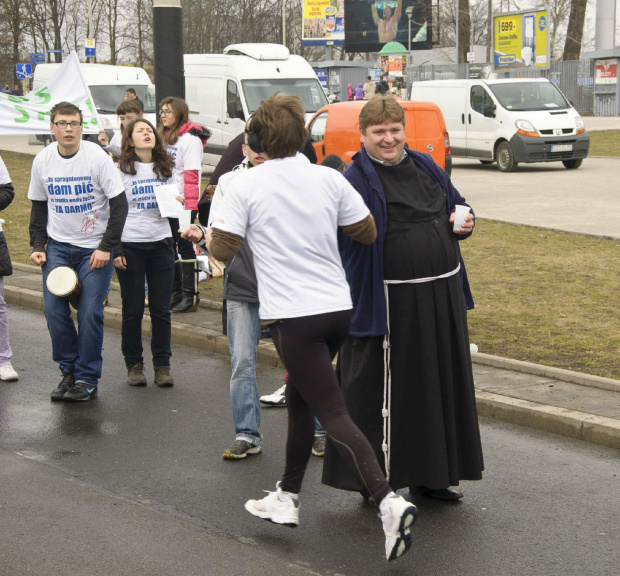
left=28, top=101, right=128, bottom=402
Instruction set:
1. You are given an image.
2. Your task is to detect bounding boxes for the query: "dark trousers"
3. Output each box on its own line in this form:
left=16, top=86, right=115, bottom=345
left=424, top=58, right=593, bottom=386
left=270, top=310, right=392, bottom=504
left=169, top=213, right=197, bottom=260
left=116, top=243, right=175, bottom=369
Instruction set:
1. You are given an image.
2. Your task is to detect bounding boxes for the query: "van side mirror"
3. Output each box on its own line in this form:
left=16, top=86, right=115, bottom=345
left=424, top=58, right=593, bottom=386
left=483, top=103, right=496, bottom=118
left=227, top=101, right=245, bottom=121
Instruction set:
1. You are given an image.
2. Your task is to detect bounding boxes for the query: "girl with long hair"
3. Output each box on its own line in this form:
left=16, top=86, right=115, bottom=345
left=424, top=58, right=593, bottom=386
left=158, top=96, right=210, bottom=313
left=114, top=118, right=177, bottom=387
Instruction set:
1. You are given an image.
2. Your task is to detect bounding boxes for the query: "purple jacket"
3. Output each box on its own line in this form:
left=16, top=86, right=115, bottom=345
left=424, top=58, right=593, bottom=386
left=341, top=147, right=475, bottom=337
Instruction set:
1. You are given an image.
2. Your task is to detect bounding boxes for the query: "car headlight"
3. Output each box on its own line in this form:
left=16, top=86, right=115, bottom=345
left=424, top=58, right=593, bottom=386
left=575, top=116, right=585, bottom=130
left=515, top=119, right=537, bottom=133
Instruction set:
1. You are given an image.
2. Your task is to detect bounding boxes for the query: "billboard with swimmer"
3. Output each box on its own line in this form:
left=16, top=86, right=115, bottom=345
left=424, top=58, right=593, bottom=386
left=493, top=9, right=550, bottom=70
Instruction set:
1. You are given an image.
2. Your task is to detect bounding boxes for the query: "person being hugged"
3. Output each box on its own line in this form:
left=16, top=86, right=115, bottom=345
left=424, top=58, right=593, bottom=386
left=158, top=97, right=210, bottom=313
left=114, top=118, right=177, bottom=388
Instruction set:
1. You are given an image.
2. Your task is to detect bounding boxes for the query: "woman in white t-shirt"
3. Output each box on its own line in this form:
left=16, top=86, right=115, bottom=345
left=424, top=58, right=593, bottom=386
left=158, top=96, right=210, bottom=313
left=114, top=119, right=177, bottom=388
left=181, top=93, right=417, bottom=562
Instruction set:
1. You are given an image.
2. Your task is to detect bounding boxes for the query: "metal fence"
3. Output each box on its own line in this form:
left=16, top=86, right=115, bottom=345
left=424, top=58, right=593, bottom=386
left=408, top=60, right=595, bottom=115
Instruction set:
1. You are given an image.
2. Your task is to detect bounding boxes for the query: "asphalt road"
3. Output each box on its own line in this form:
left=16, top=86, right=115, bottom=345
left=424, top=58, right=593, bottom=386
left=0, top=306, right=618, bottom=576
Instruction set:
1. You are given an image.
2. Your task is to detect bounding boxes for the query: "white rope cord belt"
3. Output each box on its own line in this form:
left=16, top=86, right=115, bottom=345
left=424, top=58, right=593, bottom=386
left=381, top=263, right=461, bottom=480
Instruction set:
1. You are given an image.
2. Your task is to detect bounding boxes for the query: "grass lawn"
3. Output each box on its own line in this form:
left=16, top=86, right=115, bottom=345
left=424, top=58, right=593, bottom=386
left=1, top=132, right=619, bottom=380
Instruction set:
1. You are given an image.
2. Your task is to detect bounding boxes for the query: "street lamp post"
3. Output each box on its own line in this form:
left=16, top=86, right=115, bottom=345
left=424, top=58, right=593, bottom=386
left=406, top=5, right=413, bottom=98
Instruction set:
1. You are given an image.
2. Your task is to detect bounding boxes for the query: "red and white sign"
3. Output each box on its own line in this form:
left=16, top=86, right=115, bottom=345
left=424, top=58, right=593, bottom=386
left=595, top=58, right=618, bottom=85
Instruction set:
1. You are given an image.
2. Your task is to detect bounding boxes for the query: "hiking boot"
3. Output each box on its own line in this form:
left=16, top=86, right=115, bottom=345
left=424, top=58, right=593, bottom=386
left=154, top=367, right=174, bottom=387
left=260, top=384, right=286, bottom=406
left=51, top=371, right=74, bottom=402
left=0, top=363, right=19, bottom=381
left=312, top=435, right=326, bottom=457
left=379, top=493, right=417, bottom=561
left=244, top=482, right=299, bottom=527
left=127, top=364, right=147, bottom=387
left=64, top=382, right=98, bottom=402
left=223, top=439, right=262, bottom=460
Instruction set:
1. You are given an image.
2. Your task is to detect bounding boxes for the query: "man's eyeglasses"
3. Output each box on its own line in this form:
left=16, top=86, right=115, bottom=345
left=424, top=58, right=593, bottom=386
left=53, top=121, right=82, bottom=129
left=159, top=109, right=173, bottom=116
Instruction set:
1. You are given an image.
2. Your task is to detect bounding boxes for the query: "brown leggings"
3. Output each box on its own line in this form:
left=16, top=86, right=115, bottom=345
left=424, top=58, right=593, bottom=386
left=270, top=310, right=392, bottom=504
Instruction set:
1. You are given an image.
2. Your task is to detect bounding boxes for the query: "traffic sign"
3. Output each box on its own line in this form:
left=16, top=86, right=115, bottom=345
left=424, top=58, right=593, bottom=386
left=85, top=47, right=96, bottom=57
left=16, top=63, right=32, bottom=79
left=31, top=52, right=45, bottom=64
left=46, top=49, right=64, bottom=53
left=466, top=51, right=476, bottom=63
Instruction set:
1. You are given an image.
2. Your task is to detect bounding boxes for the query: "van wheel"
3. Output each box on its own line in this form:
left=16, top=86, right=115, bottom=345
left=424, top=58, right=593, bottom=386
left=497, top=142, right=517, bottom=172
left=479, top=160, right=494, bottom=165
left=562, top=159, right=582, bottom=169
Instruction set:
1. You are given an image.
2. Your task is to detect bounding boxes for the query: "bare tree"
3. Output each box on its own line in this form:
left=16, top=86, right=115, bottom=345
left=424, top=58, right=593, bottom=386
left=563, top=0, right=588, bottom=59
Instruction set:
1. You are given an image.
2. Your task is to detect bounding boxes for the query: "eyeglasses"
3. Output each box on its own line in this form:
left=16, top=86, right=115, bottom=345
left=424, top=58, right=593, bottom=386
left=53, top=121, right=82, bottom=129
left=159, top=109, right=174, bottom=116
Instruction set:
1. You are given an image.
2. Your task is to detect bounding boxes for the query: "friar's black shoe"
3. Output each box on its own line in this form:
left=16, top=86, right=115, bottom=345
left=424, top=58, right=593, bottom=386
left=411, top=486, right=463, bottom=501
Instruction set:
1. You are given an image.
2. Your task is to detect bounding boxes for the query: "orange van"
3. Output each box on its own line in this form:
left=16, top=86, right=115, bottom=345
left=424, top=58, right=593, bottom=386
left=307, top=100, right=452, bottom=174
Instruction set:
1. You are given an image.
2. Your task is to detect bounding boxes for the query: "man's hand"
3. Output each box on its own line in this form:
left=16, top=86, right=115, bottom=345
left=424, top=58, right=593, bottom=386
left=180, top=224, right=205, bottom=244
left=30, top=252, right=46, bottom=266
left=98, top=130, right=109, bottom=147
left=450, top=212, right=474, bottom=235
left=204, top=184, right=216, bottom=201
left=90, top=249, right=110, bottom=270
left=113, top=255, right=127, bottom=270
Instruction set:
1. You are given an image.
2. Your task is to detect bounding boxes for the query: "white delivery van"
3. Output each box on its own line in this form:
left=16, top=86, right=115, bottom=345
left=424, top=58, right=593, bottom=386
left=184, top=43, right=328, bottom=166
left=410, top=78, right=589, bottom=172
left=32, top=63, right=156, bottom=145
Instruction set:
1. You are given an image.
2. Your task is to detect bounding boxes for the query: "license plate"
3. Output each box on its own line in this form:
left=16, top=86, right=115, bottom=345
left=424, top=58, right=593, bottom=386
left=550, top=144, right=573, bottom=152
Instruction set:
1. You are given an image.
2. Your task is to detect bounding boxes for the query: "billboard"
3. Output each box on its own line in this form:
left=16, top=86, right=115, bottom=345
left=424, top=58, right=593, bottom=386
left=493, top=9, right=549, bottom=69
left=595, top=59, right=618, bottom=85
left=344, top=0, right=432, bottom=53
left=302, top=0, right=345, bottom=46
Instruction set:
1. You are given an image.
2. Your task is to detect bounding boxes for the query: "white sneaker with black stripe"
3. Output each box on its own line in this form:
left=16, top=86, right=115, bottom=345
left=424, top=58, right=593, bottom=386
left=379, top=493, right=417, bottom=561
left=244, top=481, right=299, bottom=527
left=259, top=384, right=286, bottom=406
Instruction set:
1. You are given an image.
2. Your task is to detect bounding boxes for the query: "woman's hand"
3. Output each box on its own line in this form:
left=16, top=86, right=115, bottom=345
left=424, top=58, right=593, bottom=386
left=114, top=255, right=127, bottom=270
left=450, top=212, right=474, bottom=235
left=176, top=195, right=185, bottom=206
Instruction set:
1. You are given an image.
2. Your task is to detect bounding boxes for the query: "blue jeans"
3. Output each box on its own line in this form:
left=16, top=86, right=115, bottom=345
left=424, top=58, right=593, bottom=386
left=227, top=300, right=262, bottom=446
left=42, top=239, right=114, bottom=386
left=115, top=243, right=175, bottom=369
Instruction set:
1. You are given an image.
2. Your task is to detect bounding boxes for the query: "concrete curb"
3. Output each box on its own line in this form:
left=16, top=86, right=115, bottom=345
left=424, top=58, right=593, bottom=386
left=5, top=272, right=620, bottom=451
left=475, top=390, right=620, bottom=450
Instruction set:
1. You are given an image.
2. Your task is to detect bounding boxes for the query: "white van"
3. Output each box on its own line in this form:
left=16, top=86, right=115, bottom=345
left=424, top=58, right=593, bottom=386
left=410, top=78, right=589, bottom=172
left=32, top=63, right=156, bottom=144
left=184, top=43, right=328, bottom=166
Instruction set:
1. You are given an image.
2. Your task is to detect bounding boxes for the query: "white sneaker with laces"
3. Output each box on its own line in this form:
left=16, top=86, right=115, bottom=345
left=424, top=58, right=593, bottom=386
left=259, top=384, right=286, bottom=406
left=379, top=493, right=417, bottom=561
left=244, top=481, right=299, bottom=527
left=0, top=363, right=19, bottom=381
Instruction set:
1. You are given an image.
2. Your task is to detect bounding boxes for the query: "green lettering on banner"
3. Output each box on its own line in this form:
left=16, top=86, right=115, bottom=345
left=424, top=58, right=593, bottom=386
left=35, top=87, right=51, bottom=105
left=85, top=99, right=98, bottom=127
left=13, top=106, right=29, bottom=124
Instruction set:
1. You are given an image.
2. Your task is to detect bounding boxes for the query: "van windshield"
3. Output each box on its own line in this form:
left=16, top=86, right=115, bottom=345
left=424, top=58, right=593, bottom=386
left=241, top=79, right=329, bottom=114
left=88, top=85, right=156, bottom=114
left=489, top=82, right=570, bottom=111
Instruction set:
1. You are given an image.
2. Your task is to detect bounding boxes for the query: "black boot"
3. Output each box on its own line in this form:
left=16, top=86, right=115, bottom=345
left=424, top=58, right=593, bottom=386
left=170, top=260, right=183, bottom=309
left=173, top=260, right=200, bottom=313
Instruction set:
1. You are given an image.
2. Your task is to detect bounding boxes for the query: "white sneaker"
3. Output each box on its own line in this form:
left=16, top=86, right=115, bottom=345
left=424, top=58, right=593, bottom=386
left=0, top=363, right=19, bottom=381
left=379, top=493, right=417, bottom=561
left=244, top=482, right=299, bottom=527
left=259, top=384, right=286, bottom=406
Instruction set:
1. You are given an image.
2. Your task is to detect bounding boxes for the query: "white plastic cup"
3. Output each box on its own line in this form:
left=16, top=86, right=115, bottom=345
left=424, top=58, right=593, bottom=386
left=177, top=209, right=193, bottom=232
left=453, top=205, right=470, bottom=231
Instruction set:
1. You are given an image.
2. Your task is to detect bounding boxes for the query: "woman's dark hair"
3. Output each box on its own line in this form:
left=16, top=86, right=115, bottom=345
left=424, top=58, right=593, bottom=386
left=118, top=118, right=174, bottom=179
left=247, top=93, right=307, bottom=159
left=158, top=96, right=190, bottom=145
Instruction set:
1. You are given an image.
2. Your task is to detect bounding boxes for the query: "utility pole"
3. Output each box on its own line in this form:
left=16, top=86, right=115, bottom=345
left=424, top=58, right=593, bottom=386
left=153, top=0, right=185, bottom=106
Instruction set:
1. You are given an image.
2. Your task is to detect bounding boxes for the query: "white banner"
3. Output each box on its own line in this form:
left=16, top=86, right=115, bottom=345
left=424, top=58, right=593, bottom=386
left=0, top=51, right=100, bottom=135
